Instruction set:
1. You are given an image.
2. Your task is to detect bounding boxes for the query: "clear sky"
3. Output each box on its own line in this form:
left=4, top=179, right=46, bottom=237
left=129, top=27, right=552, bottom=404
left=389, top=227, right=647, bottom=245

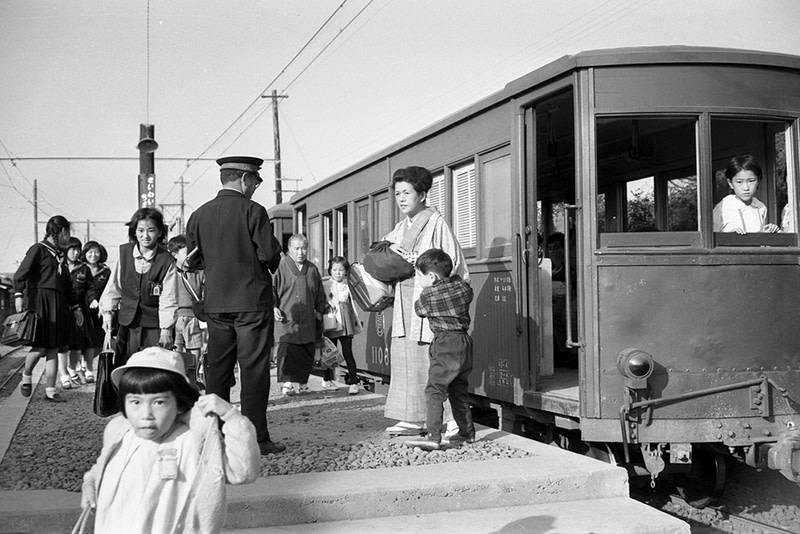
left=2, top=0, right=800, bottom=274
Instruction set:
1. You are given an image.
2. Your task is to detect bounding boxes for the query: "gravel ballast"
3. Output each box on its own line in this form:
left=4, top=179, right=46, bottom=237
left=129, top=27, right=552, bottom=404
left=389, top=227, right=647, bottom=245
left=0, top=373, right=530, bottom=493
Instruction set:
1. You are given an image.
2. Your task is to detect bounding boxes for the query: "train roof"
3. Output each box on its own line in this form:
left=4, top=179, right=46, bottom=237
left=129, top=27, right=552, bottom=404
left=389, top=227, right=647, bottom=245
left=290, top=45, right=800, bottom=203
left=267, top=202, right=293, bottom=218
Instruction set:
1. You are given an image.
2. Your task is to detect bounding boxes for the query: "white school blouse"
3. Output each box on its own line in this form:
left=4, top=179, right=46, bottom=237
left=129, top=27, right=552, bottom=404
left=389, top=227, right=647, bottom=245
left=712, top=194, right=768, bottom=233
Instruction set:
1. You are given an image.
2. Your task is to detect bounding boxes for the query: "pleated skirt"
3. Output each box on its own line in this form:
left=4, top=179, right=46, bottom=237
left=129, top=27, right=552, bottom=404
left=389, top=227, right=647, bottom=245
left=28, top=288, right=72, bottom=350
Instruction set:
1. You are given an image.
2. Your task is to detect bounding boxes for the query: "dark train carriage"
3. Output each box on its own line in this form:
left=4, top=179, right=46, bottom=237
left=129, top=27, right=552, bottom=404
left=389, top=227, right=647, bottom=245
left=267, top=202, right=295, bottom=253
left=289, top=46, right=800, bottom=503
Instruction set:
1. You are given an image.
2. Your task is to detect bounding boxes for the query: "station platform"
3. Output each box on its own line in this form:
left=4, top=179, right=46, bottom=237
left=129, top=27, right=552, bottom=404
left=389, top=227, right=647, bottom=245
left=0, top=351, right=688, bottom=533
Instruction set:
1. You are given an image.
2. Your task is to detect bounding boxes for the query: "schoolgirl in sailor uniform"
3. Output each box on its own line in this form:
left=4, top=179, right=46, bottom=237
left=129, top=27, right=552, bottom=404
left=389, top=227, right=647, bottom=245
left=13, top=215, right=82, bottom=402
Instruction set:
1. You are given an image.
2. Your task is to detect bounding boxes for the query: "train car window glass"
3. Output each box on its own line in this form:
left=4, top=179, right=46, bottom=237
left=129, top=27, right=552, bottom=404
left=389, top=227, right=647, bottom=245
left=428, top=172, right=446, bottom=219
left=374, top=191, right=393, bottom=243
left=452, top=161, right=477, bottom=250
left=711, top=118, right=796, bottom=247
left=480, top=150, right=512, bottom=258
left=596, top=116, right=699, bottom=248
left=296, top=205, right=306, bottom=235
left=322, top=211, right=333, bottom=269
left=335, top=206, right=348, bottom=258
left=355, top=199, right=369, bottom=261
left=308, top=216, right=323, bottom=272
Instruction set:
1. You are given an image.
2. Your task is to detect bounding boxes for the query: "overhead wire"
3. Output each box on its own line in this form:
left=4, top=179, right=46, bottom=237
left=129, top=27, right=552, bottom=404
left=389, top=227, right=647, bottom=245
left=301, top=0, right=654, bottom=178
left=167, top=0, right=351, bottom=202
left=179, top=0, right=365, bottom=198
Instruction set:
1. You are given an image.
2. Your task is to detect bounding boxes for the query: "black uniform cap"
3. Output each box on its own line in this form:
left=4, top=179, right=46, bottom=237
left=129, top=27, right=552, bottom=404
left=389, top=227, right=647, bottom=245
left=217, top=156, right=263, bottom=181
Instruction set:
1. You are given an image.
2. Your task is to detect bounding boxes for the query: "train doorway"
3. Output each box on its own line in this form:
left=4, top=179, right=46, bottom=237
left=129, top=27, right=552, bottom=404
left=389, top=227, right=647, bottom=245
left=522, top=85, right=581, bottom=405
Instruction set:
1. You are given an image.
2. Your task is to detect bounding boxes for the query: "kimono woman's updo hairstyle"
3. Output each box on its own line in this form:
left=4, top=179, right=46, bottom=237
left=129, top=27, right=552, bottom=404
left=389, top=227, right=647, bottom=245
left=392, top=166, right=433, bottom=194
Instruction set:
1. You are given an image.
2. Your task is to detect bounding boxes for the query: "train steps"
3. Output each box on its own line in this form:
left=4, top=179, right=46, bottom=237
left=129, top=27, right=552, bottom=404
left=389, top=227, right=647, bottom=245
left=0, top=358, right=687, bottom=533
left=216, top=427, right=688, bottom=533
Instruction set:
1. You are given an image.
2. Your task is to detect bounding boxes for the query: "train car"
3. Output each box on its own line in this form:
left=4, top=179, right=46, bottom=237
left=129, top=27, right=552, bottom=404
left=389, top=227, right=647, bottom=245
left=288, top=46, right=800, bottom=506
left=267, top=202, right=295, bottom=253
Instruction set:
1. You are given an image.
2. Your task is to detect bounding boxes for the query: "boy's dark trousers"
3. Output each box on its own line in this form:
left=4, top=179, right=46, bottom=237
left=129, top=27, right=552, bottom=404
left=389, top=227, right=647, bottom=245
left=424, top=330, right=475, bottom=443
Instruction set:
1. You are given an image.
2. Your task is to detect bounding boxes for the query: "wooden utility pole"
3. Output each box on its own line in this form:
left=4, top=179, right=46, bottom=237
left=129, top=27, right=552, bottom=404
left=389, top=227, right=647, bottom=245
left=33, top=179, right=38, bottom=241
left=262, top=90, right=288, bottom=205
left=272, top=90, right=284, bottom=205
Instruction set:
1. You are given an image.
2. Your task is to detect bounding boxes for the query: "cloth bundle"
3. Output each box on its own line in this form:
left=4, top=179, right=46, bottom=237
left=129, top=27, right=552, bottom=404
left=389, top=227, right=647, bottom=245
left=362, top=241, right=415, bottom=283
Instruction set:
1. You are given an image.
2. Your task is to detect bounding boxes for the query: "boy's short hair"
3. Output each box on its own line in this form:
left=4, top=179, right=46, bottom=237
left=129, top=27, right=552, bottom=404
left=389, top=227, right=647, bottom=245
left=168, top=234, right=187, bottom=254
left=416, top=248, right=453, bottom=279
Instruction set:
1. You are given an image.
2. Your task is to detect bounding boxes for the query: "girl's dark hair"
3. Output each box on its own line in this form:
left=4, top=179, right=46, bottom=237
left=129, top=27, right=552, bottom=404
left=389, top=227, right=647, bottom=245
left=328, top=255, right=350, bottom=275
left=66, top=237, right=82, bottom=252
left=44, top=215, right=71, bottom=240
left=116, top=367, right=199, bottom=417
left=391, top=166, right=433, bottom=194
left=725, top=154, right=763, bottom=181
left=80, top=241, right=108, bottom=263
left=126, top=207, right=167, bottom=245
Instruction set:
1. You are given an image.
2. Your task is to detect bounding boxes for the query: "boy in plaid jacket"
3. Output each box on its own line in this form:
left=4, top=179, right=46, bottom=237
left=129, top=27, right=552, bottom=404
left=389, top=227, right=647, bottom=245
left=404, top=248, right=475, bottom=451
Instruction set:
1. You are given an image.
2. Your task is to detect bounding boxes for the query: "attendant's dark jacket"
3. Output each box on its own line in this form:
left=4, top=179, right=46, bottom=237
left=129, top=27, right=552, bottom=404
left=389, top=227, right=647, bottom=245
left=185, top=189, right=282, bottom=313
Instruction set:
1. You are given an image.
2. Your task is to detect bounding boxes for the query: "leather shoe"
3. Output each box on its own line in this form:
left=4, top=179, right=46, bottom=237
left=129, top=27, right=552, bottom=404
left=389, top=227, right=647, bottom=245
left=259, top=440, right=286, bottom=455
left=404, top=438, right=441, bottom=451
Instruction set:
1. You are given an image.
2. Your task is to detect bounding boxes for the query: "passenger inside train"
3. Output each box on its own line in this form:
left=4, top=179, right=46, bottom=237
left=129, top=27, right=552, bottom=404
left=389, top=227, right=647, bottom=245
left=713, top=154, right=780, bottom=234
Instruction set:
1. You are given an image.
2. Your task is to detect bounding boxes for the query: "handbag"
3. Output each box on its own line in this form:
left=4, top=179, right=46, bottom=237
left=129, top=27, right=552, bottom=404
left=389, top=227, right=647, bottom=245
left=347, top=263, right=394, bottom=312
left=362, top=241, right=415, bottom=283
left=323, top=306, right=341, bottom=332
left=314, top=337, right=342, bottom=370
left=93, top=333, right=119, bottom=417
left=1, top=311, right=38, bottom=347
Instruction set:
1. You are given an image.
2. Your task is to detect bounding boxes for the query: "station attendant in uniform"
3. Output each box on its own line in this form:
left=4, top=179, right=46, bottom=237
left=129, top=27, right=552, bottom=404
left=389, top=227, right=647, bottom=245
left=185, top=155, right=285, bottom=455
left=383, top=166, right=469, bottom=436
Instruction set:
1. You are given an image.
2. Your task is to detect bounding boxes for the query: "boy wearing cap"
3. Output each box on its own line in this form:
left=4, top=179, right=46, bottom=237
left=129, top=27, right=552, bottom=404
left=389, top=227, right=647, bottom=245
left=185, top=156, right=284, bottom=455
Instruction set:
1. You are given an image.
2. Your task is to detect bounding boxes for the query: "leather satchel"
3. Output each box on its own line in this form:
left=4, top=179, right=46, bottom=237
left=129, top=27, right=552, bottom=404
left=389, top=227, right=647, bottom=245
left=1, top=311, right=38, bottom=346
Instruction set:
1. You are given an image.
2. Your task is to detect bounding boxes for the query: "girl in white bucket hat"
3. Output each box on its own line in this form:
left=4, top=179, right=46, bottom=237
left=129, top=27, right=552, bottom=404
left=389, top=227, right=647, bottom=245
left=80, top=346, right=259, bottom=534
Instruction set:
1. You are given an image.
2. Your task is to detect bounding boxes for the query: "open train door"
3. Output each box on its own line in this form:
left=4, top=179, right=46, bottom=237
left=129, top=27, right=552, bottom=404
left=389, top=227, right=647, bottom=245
left=518, top=82, right=583, bottom=406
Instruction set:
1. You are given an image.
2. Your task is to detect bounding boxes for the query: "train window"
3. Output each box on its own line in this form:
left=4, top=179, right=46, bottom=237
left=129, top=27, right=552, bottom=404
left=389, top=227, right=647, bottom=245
left=480, top=149, right=512, bottom=258
left=374, top=191, right=393, bottom=243
left=322, top=211, right=333, bottom=268
left=355, top=199, right=369, bottom=261
left=711, top=118, right=796, bottom=247
left=335, top=206, right=348, bottom=258
left=428, top=172, right=446, bottom=219
left=452, top=161, right=477, bottom=251
left=296, top=205, right=306, bottom=235
left=596, top=117, right=699, bottom=247
left=308, top=216, right=322, bottom=271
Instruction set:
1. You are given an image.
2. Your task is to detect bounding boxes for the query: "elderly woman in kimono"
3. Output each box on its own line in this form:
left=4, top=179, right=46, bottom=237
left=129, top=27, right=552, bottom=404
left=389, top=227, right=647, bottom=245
left=383, top=166, right=469, bottom=436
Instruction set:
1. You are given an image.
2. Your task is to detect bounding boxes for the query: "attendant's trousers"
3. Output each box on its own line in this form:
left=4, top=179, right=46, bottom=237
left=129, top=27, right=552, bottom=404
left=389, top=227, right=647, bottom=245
left=205, top=311, right=274, bottom=443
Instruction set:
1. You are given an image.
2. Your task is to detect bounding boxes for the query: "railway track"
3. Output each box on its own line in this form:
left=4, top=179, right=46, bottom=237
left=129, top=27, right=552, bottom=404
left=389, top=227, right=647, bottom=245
left=632, top=484, right=800, bottom=534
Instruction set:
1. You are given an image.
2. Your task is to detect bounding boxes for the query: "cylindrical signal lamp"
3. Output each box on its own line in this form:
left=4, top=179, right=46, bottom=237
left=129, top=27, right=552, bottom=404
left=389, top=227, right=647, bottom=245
left=137, top=123, right=159, bottom=153
left=617, top=348, right=654, bottom=389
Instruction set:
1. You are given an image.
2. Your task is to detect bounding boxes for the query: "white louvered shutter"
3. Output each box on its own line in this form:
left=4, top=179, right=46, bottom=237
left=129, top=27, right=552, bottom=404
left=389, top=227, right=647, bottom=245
left=453, top=163, right=476, bottom=248
left=427, top=173, right=446, bottom=218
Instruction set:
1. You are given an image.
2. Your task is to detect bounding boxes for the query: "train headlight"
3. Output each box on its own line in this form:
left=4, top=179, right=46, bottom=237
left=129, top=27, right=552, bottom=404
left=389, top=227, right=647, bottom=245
left=617, top=348, right=654, bottom=389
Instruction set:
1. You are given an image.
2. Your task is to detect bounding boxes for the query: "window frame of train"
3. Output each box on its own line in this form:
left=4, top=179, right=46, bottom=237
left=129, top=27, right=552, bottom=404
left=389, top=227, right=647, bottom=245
left=426, top=148, right=513, bottom=261
left=594, top=114, right=799, bottom=249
